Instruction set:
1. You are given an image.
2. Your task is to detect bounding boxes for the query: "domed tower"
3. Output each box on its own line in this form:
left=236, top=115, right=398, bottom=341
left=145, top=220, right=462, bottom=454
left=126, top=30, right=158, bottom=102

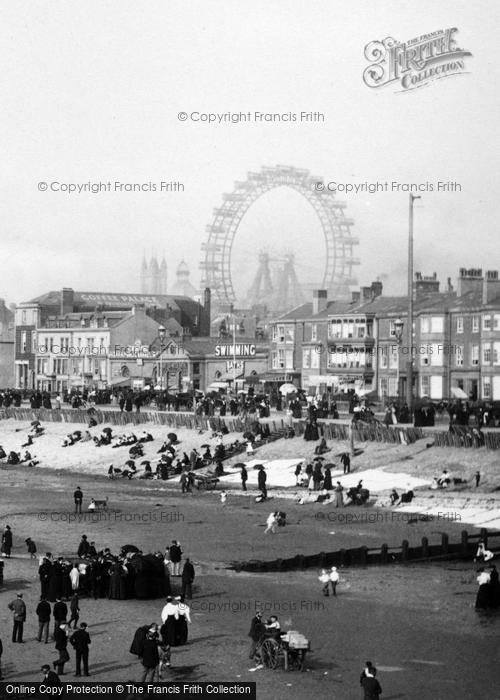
left=160, top=255, right=168, bottom=295
left=140, top=254, right=149, bottom=294
left=149, top=255, right=160, bottom=295
left=171, top=260, right=198, bottom=298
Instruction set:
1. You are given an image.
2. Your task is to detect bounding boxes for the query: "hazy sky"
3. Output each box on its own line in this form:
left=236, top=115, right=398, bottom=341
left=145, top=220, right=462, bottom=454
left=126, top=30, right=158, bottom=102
left=1, top=1, right=498, bottom=306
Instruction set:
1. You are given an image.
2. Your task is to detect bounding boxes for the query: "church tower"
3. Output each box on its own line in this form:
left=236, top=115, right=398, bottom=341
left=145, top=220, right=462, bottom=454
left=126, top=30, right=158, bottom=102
left=149, top=255, right=160, bottom=295
left=140, top=254, right=149, bottom=294
left=160, top=255, right=168, bottom=295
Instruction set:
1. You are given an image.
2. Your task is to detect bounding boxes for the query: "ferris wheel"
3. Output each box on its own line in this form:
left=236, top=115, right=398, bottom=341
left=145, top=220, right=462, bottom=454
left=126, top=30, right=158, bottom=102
left=200, top=165, right=359, bottom=307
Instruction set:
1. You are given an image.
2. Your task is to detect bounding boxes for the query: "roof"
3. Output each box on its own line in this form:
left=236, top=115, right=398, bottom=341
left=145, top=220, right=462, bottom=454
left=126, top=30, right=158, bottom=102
left=274, top=303, right=313, bottom=321
left=26, top=290, right=198, bottom=313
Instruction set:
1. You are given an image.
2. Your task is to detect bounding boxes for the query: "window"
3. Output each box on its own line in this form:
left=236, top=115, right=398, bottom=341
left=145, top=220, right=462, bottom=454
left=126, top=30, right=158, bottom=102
left=456, top=317, right=464, bottom=334
left=278, top=349, right=285, bottom=369
left=303, top=348, right=312, bottom=369
left=471, top=345, right=479, bottom=366
left=379, top=377, right=388, bottom=396
left=271, top=351, right=278, bottom=369
left=483, top=343, right=491, bottom=363
left=311, top=347, right=319, bottom=369
left=272, top=326, right=277, bottom=342
left=60, top=337, right=69, bottom=352
left=420, top=348, right=430, bottom=366
left=420, top=317, right=430, bottom=334
left=472, top=315, right=479, bottom=333
left=21, top=310, right=27, bottom=324
left=494, top=342, right=500, bottom=365
left=389, top=320, right=396, bottom=337
left=20, top=331, right=27, bottom=353
left=380, top=346, right=388, bottom=369
left=421, top=375, right=430, bottom=396
left=389, top=345, right=398, bottom=369
left=483, top=315, right=492, bottom=331
left=284, top=326, right=294, bottom=343
left=431, top=317, right=443, bottom=333
left=494, top=315, right=500, bottom=330
left=277, top=326, right=285, bottom=343
left=311, top=324, right=317, bottom=342
left=483, top=377, right=492, bottom=399
left=430, top=343, right=443, bottom=367
left=343, top=319, right=354, bottom=338
left=455, top=346, right=464, bottom=367
left=328, top=320, right=342, bottom=339
left=285, top=350, right=294, bottom=369
left=430, top=375, right=443, bottom=399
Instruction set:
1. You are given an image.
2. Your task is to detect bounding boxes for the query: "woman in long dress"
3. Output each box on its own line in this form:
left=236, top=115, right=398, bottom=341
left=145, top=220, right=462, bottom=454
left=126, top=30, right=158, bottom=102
left=175, top=596, right=191, bottom=646
left=334, top=481, right=344, bottom=508
left=475, top=568, right=491, bottom=609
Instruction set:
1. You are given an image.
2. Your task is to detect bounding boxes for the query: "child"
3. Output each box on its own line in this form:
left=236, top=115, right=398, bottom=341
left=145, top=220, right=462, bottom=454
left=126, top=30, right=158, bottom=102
left=157, top=642, right=171, bottom=679
left=25, top=537, right=37, bottom=559
left=220, top=491, right=227, bottom=505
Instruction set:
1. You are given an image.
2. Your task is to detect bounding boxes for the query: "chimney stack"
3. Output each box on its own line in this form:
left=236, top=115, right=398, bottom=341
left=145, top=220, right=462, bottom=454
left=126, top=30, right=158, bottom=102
left=483, top=270, right=500, bottom=304
left=60, top=288, right=74, bottom=315
left=312, top=289, right=328, bottom=315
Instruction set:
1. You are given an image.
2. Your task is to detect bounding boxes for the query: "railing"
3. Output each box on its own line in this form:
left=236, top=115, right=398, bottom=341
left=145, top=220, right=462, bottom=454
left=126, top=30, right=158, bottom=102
left=233, top=528, right=500, bottom=572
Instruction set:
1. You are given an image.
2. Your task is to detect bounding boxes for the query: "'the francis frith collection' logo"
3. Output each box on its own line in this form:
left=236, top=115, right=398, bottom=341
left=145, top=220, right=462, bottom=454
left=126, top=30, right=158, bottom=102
left=363, top=28, right=472, bottom=91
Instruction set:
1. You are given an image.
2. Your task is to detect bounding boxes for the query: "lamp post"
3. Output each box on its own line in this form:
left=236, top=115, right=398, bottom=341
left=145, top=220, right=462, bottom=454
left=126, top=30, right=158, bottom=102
left=407, top=193, right=421, bottom=419
left=393, top=317, right=404, bottom=399
left=157, top=325, right=166, bottom=391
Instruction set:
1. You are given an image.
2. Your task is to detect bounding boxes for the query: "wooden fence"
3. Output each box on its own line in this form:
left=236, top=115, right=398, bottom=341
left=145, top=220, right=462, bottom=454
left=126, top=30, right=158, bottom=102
left=233, top=528, right=500, bottom=572
left=432, top=427, right=500, bottom=450
left=0, top=407, right=425, bottom=446
left=296, top=420, right=424, bottom=445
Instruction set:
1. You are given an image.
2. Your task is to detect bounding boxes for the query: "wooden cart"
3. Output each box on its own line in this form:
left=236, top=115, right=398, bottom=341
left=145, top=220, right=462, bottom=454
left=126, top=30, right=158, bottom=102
left=193, top=473, right=219, bottom=490
left=257, top=631, right=311, bottom=671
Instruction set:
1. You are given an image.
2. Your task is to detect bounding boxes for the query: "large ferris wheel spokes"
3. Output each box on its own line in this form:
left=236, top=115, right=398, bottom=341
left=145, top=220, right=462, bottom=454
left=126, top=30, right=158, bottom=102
left=200, top=165, right=359, bottom=308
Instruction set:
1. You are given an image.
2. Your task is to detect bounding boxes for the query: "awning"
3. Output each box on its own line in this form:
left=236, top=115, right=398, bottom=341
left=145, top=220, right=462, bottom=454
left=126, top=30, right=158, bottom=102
left=219, top=372, right=244, bottom=382
left=306, top=375, right=338, bottom=386
left=258, top=372, right=301, bottom=382
left=451, top=386, right=468, bottom=399
left=207, top=381, right=229, bottom=390
left=110, top=377, right=132, bottom=386
left=245, top=374, right=263, bottom=384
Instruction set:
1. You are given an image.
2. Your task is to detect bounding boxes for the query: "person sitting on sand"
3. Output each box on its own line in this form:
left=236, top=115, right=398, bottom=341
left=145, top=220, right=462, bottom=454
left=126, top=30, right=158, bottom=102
left=389, top=489, right=399, bottom=506
left=62, top=434, right=74, bottom=447
left=314, top=437, right=329, bottom=455
left=21, top=434, right=33, bottom=448
left=0, top=445, right=6, bottom=460
left=81, top=431, right=92, bottom=443
left=437, top=470, right=451, bottom=488
left=475, top=541, right=494, bottom=563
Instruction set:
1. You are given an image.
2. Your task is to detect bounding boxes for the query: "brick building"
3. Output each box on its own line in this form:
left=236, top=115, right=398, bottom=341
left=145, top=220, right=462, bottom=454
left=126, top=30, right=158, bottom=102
left=268, top=268, right=500, bottom=402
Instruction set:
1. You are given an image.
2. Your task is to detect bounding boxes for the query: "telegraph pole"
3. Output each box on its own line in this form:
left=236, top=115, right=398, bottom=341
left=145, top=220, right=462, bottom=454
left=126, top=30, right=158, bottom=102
left=407, top=194, right=421, bottom=419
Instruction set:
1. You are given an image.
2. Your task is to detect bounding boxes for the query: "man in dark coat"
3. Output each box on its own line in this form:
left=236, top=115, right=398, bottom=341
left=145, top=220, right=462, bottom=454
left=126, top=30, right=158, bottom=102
left=1, top=525, right=13, bottom=557
left=361, top=673, right=382, bottom=699
left=181, top=558, right=195, bottom=600
left=169, top=541, right=182, bottom=576
left=77, top=535, right=90, bottom=558
left=340, top=452, right=351, bottom=474
left=8, top=593, right=26, bottom=643
left=53, top=598, right=68, bottom=639
left=36, top=596, right=51, bottom=643
left=248, top=611, right=265, bottom=660
left=139, top=629, right=159, bottom=683
left=70, top=622, right=91, bottom=676
left=240, top=465, right=248, bottom=491
left=40, top=664, right=61, bottom=687
left=54, top=623, right=70, bottom=675
left=39, top=556, right=53, bottom=598
left=257, top=467, right=267, bottom=499
left=74, top=487, right=83, bottom=514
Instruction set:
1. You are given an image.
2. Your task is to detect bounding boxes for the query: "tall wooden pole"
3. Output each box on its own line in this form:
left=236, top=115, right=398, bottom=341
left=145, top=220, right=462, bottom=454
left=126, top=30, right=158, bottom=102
left=407, top=194, right=421, bottom=419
